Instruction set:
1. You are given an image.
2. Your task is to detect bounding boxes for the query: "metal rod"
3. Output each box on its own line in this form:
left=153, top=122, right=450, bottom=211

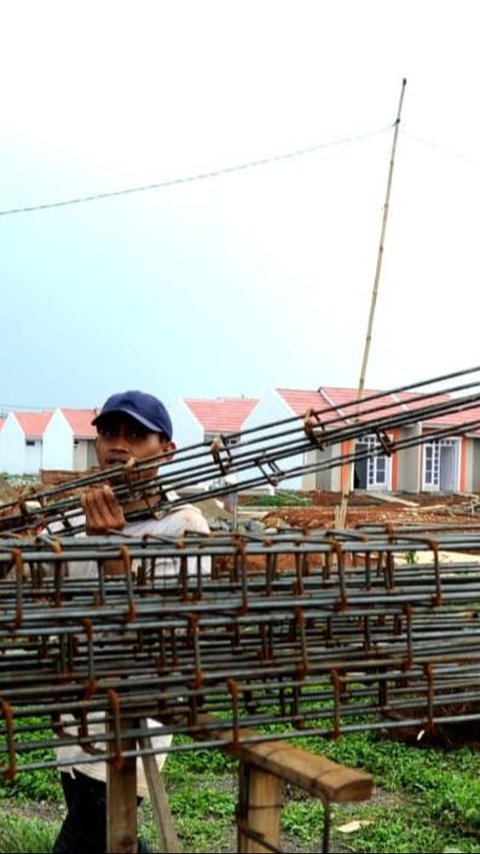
left=1, top=527, right=480, bottom=777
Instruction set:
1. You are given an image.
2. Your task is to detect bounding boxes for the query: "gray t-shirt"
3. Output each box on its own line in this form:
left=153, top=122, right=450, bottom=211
left=65, top=503, right=211, bottom=579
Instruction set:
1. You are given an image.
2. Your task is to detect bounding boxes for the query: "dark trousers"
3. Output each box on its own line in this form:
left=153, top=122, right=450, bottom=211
left=53, top=770, right=151, bottom=853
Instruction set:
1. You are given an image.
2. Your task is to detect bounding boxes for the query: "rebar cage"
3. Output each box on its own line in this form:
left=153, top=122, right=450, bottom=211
left=1, top=523, right=480, bottom=778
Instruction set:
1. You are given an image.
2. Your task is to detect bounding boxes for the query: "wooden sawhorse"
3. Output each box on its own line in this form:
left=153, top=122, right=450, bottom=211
left=107, top=716, right=373, bottom=853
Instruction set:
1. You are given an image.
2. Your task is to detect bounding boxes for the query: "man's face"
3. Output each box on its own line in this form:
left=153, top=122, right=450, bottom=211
left=95, top=414, right=174, bottom=472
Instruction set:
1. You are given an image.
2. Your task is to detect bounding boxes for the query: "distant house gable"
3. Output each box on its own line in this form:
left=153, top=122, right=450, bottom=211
left=275, top=387, right=480, bottom=433
left=0, top=410, right=54, bottom=474
left=14, top=410, right=53, bottom=439
left=276, top=386, right=414, bottom=424
left=183, top=397, right=259, bottom=438
left=273, top=385, right=480, bottom=493
left=274, top=388, right=327, bottom=420
left=42, top=409, right=98, bottom=472
left=60, top=409, right=97, bottom=439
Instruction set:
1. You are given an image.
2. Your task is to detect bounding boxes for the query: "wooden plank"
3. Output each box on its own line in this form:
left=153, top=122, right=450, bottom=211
left=139, top=730, right=181, bottom=853
left=238, top=761, right=282, bottom=853
left=246, top=741, right=372, bottom=803
left=195, top=715, right=373, bottom=804
left=107, top=718, right=138, bottom=853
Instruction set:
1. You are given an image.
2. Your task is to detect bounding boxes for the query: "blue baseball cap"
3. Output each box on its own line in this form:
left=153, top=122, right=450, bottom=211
left=92, top=390, right=173, bottom=440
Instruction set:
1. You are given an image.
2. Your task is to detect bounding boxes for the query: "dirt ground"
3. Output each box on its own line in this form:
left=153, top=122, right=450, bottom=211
left=258, top=490, right=480, bottom=530
left=207, top=490, right=480, bottom=577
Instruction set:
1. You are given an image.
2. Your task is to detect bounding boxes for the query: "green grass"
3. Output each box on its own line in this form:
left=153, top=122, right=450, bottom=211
left=287, top=730, right=480, bottom=853
left=244, top=491, right=312, bottom=507
left=1, top=720, right=479, bottom=852
left=0, top=815, right=59, bottom=854
left=148, top=729, right=480, bottom=853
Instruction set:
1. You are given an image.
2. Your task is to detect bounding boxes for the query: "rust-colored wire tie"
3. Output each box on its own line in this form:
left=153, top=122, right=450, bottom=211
left=119, top=545, right=136, bottom=621
left=187, top=613, right=204, bottom=689
left=226, top=677, right=240, bottom=747
left=107, top=688, right=124, bottom=770
left=303, top=408, right=327, bottom=450
left=0, top=699, right=16, bottom=779
left=210, top=435, right=233, bottom=475
left=52, top=540, right=65, bottom=608
left=254, top=454, right=283, bottom=486
left=265, top=549, right=276, bottom=596
left=177, top=547, right=190, bottom=601
left=374, top=428, right=395, bottom=456
left=330, top=668, right=342, bottom=740
left=424, top=662, right=436, bottom=736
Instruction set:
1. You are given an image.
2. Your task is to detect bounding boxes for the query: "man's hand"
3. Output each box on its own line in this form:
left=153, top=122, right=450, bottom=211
left=81, top=484, right=125, bottom=534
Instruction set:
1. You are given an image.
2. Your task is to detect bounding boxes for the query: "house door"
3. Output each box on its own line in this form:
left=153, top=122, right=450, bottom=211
left=423, top=439, right=458, bottom=491
left=25, top=440, right=41, bottom=474
left=354, top=435, right=390, bottom=490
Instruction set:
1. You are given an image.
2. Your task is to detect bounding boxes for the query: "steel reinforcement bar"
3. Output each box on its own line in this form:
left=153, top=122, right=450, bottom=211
left=3, top=364, right=480, bottom=534
left=1, top=525, right=480, bottom=777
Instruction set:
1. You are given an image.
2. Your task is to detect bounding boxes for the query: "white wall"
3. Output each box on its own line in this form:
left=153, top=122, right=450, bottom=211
left=167, top=398, right=204, bottom=450
left=24, top=439, right=43, bottom=474
left=0, top=414, right=26, bottom=474
left=42, top=409, right=75, bottom=470
left=242, top=390, right=305, bottom=491
left=164, top=398, right=208, bottom=493
left=73, top=439, right=97, bottom=471
left=396, top=425, right=422, bottom=491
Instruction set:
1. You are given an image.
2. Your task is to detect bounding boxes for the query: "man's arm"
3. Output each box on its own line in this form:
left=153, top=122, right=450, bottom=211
left=82, top=484, right=126, bottom=576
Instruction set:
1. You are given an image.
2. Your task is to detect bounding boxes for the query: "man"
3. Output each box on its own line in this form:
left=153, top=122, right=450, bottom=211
left=52, top=390, right=210, bottom=854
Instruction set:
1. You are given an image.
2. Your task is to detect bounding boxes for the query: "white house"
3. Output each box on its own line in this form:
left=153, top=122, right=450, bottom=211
left=242, top=389, right=314, bottom=491
left=0, top=408, right=97, bottom=476
left=1, top=389, right=479, bottom=494
left=166, top=397, right=258, bottom=448
left=43, top=409, right=97, bottom=472
left=244, top=386, right=480, bottom=494
left=165, top=396, right=258, bottom=485
left=0, top=398, right=259, bottom=478
left=0, top=411, right=54, bottom=475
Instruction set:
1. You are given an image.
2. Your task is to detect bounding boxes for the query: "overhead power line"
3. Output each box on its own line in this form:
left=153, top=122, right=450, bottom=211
left=0, top=124, right=392, bottom=218
left=0, top=403, right=55, bottom=412
left=401, top=129, right=480, bottom=166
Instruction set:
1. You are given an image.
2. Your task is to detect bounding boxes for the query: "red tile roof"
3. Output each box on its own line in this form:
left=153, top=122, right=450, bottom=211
left=14, top=411, right=53, bottom=438
left=183, top=397, right=258, bottom=433
left=61, top=409, right=97, bottom=438
left=274, top=389, right=325, bottom=417
left=275, top=388, right=480, bottom=434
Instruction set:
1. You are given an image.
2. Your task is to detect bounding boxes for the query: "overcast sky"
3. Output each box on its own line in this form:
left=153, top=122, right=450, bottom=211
left=1, top=1, right=480, bottom=411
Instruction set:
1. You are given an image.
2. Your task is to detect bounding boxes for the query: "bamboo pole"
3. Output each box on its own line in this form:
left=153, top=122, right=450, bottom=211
left=339, top=78, right=407, bottom=527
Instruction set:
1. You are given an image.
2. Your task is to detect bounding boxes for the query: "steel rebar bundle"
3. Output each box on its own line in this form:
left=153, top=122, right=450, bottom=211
left=1, top=525, right=479, bottom=777
left=2, top=364, right=480, bottom=535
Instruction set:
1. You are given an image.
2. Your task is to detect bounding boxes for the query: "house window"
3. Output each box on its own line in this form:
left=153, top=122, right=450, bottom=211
left=423, top=438, right=458, bottom=491
left=424, top=443, right=439, bottom=487
left=25, top=440, right=35, bottom=447
left=354, top=434, right=390, bottom=489
left=204, top=431, right=240, bottom=446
